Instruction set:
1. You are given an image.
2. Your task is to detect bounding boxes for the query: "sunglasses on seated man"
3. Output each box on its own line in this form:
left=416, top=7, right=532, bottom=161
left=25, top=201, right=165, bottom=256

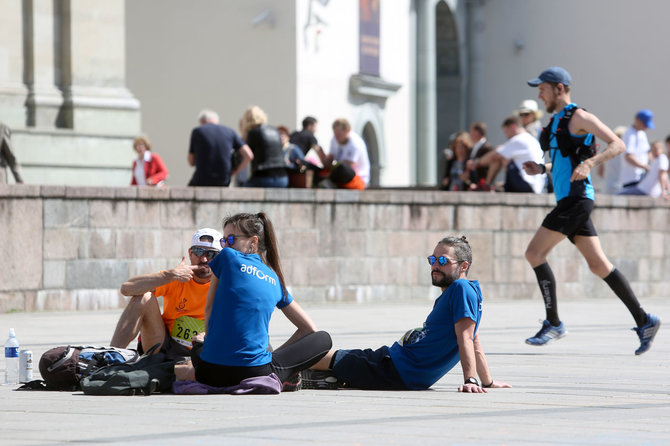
left=427, top=255, right=463, bottom=266
left=191, top=246, right=219, bottom=260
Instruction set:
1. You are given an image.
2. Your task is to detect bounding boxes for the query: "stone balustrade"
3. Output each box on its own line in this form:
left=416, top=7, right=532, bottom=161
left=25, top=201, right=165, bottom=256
left=1, top=184, right=668, bottom=313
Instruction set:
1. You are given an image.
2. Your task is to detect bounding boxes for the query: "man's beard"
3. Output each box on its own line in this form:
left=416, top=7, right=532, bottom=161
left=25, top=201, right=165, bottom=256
left=194, top=264, right=212, bottom=279
left=545, top=98, right=557, bottom=114
left=431, top=269, right=460, bottom=288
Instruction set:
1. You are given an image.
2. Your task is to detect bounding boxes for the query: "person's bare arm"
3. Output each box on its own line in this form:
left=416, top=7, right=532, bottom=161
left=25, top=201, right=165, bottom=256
left=187, top=153, right=195, bottom=167
left=203, top=275, right=219, bottom=334
left=659, top=169, right=670, bottom=200
left=568, top=109, right=625, bottom=182
left=523, top=161, right=552, bottom=175
left=623, top=153, right=649, bottom=171
left=467, top=148, right=503, bottom=170
left=315, top=145, right=334, bottom=168
left=119, top=257, right=197, bottom=296
left=276, top=301, right=317, bottom=349
left=455, top=317, right=485, bottom=393
left=231, top=145, right=254, bottom=178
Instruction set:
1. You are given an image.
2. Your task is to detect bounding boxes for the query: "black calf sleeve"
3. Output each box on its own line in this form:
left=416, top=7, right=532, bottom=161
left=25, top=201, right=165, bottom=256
left=533, top=263, right=560, bottom=326
left=603, top=267, right=647, bottom=327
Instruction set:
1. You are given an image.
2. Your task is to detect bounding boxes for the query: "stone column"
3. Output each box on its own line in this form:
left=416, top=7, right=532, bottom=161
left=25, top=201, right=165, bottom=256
left=57, top=0, right=140, bottom=135
left=0, top=1, right=30, bottom=127
left=415, top=0, right=437, bottom=186
left=23, top=0, right=65, bottom=128
left=466, top=0, right=486, bottom=125
left=5, top=0, right=140, bottom=185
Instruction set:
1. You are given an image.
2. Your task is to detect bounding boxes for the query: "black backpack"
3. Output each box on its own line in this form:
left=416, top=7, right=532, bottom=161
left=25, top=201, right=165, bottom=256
left=79, top=351, right=176, bottom=396
left=330, top=162, right=356, bottom=185
left=38, top=345, right=139, bottom=391
left=539, top=105, right=597, bottom=164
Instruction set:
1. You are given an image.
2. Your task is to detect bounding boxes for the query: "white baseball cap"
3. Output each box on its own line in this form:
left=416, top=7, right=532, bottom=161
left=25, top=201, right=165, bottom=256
left=516, top=99, right=543, bottom=119
left=191, top=228, right=223, bottom=251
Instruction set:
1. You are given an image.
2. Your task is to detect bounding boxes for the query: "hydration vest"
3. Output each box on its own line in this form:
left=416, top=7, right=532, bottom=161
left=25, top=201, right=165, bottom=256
left=539, top=104, right=597, bottom=164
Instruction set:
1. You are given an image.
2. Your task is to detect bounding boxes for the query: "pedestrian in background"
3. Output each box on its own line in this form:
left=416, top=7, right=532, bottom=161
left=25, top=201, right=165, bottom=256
left=187, top=109, right=253, bottom=187
left=240, top=106, right=289, bottom=188
left=130, top=135, right=168, bottom=187
left=0, top=120, right=24, bottom=184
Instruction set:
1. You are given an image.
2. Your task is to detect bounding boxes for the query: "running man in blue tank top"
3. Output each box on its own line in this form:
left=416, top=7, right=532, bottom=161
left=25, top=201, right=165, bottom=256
left=521, top=67, right=660, bottom=355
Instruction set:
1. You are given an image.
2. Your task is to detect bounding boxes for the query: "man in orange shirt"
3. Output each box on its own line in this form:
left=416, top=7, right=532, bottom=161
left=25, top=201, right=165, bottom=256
left=110, top=228, right=223, bottom=361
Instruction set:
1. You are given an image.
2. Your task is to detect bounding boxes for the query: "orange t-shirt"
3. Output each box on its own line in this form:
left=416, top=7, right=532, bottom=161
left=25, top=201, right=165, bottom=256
left=155, top=279, right=210, bottom=334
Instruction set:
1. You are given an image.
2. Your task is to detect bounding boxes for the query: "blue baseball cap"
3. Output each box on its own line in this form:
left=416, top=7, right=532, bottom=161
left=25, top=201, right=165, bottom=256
left=635, top=109, right=655, bottom=129
left=527, top=66, right=572, bottom=87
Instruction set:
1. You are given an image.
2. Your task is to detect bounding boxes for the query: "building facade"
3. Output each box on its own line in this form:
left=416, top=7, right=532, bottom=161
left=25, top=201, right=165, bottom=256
left=2, top=0, right=669, bottom=188
left=0, top=0, right=140, bottom=185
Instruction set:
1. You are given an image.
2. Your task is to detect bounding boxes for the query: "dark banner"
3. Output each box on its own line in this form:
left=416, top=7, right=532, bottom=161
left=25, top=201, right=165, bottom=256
left=359, top=0, right=380, bottom=76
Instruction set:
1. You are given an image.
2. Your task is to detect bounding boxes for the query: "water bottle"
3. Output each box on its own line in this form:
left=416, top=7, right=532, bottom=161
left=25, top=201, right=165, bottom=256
left=4, top=328, right=19, bottom=385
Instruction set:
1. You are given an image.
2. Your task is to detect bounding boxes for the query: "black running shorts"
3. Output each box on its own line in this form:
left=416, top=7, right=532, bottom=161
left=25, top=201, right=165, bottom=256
left=542, top=196, right=597, bottom=243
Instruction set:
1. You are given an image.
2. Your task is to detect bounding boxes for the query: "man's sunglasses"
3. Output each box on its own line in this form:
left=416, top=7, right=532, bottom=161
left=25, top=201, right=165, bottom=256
left=427, top=255, right=462, bottom=266
left=191, top=246, right=219, bottom=260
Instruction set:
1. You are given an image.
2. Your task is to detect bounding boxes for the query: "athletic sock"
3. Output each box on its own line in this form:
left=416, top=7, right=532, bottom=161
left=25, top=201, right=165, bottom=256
left=603, top=267, right=647, bottom=327
left=328, top=350, right=338, bottom=370
left=533, top=263, right=560, bottom=326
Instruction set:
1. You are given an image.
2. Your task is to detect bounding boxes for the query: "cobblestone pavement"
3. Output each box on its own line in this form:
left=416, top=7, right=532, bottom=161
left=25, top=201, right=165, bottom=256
left=1, top=297, right=668, bottom=445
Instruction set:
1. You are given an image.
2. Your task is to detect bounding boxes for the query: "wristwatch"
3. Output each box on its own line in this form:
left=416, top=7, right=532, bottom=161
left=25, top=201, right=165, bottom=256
left=464, top=377, right=480, bottom=386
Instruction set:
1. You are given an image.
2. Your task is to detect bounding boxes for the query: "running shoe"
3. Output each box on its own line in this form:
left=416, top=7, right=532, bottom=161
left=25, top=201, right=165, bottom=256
left=301, top=369, right=339, bottom=390
left=633, top=313, right=661, bottom=355
left=281, top=371, right=302, bottom=392
left=525, top=320, right=567, bottom=346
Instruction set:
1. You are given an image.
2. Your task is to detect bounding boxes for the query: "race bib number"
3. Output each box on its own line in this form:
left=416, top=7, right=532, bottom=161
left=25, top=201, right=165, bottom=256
left=171, top=316, right=205, bottom=349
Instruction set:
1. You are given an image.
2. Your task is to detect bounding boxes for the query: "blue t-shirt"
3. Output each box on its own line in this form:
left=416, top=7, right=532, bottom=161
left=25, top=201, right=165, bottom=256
left=200, top=248, right=292, bottom=367
left=388, top=279, right=483, bottom=390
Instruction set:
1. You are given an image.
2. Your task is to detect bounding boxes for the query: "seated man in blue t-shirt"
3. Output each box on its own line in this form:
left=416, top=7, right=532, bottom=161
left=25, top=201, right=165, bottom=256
left=305, top=235, right=511, bottom=393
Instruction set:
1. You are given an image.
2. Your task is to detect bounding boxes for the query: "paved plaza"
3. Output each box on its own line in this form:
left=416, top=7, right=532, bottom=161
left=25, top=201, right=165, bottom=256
left=0, top=297, right=668, bottom=445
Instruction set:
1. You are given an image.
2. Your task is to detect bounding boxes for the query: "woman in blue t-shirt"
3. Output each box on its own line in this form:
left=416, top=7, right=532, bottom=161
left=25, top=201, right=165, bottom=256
left=188, top=212, right=331, bottom=389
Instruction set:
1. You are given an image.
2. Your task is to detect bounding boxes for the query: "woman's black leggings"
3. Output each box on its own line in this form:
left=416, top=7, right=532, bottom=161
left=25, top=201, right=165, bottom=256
left=192, top=330, right=332, bottom=387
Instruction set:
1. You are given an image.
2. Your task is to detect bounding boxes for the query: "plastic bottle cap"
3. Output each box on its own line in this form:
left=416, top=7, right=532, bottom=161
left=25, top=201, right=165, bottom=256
left=9, top=328, right=15, bottom=337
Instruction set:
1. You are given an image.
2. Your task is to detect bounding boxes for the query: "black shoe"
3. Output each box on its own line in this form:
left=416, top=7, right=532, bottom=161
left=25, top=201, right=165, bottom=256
left=281, top=371, right=302, bottom=392
left=301, top=369, right=339, bottom=390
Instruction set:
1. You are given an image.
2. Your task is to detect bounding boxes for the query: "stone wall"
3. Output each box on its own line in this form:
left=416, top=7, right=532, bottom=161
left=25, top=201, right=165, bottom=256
left=0, top=184, right=668, bottom=313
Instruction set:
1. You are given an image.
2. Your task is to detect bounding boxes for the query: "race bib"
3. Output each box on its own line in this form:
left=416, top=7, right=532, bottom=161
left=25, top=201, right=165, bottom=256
left=171, top=316, right=205, bottom=349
